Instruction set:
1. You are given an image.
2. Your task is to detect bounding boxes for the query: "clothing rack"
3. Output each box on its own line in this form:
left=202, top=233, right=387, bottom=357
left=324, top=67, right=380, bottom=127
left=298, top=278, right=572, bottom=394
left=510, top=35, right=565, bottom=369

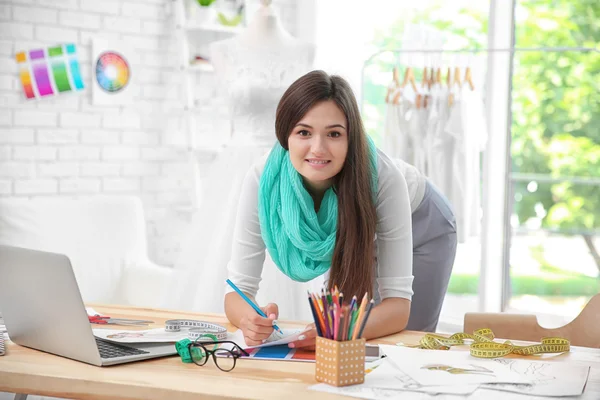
left=362, top=45, right=600, bottom=315
left=360, top=46, right=600, bottom=108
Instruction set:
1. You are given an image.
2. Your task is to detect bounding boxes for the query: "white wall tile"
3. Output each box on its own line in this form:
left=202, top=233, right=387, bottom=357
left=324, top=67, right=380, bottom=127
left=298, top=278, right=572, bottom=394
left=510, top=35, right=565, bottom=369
left=103, top=177, right=141, bottom=192
left=0, top=128, right=35, bottom=144
left=122, top=162, right=159, bottom=176
left=14, top=110, right=58, bottom=127
left=13, top=6, right=58, bottom=24
left=37, top=129, right=79, bottom=144
left=103, top=16, right=142, bottom=34
left=0, top=22, right=34, bottom=40
left=79, top=162, right=121, bottom=177
left=81, top=129, right=120, bottom=144
left=102, top=146, right=140, bottom=160
left=59, top=112, right=102, bottom=128
left=38, top=162, right=79, bottom=177
left=122, top=130, right=159, bottom=146
left=15, top=178, right=57, bottom=194
left=102, top=113, right=141, bottom=130
left=0, top=179, right=12, bottom=194
left=80, top=0, right=121, bottom=15
left=58, top=146, right=100, bottom=160
left=14, top=146, right=57, bottom=161
left=0, top=110, right=11, bottom=126
left=0, top=146, right=11, bottom=161
left=122, top=3, right=164, bottom=20
left=0, top=4, right=11, bottom=21
left=80, top=162, right=121, bottom=177
left=59, top=11, right=102, bottom=30
left=37, top=0, right=79, bottom=10
left=0, top=40, right=13, bottom=56
left=59, top=178, right=101, bottom=193
left=0, top=162, right=35, bottom=177
left=34, top=25, right=78, bottom=43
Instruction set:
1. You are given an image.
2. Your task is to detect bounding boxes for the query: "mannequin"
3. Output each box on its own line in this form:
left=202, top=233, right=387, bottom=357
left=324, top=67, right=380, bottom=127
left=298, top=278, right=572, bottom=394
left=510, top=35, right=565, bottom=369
left=235, top=0, right=296, bottom=48
left=164, top=0, right=318, bottom=321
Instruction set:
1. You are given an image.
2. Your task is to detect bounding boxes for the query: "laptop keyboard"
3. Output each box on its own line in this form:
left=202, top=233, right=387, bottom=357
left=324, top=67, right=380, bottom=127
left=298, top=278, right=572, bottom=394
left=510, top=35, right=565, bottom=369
left=95, top=338, right=150, bottom=359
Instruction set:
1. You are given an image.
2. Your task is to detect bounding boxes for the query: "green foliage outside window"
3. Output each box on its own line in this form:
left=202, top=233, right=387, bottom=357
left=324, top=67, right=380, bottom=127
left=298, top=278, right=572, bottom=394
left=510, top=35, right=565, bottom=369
left=363, top=0, right=599, bottom=295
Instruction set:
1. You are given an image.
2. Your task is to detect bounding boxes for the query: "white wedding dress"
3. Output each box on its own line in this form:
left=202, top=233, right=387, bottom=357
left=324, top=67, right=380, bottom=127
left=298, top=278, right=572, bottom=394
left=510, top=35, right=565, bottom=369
left=163, top=38, right=321, bottom=322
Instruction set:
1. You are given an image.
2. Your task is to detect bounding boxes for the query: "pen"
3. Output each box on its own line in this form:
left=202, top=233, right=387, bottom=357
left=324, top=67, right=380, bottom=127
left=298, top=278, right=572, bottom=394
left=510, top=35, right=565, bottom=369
left=226, top=279, right=284, bottom=335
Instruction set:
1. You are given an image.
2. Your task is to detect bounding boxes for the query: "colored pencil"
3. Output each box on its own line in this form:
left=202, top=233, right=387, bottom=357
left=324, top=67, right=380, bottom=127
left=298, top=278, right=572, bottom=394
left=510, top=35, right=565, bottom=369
left=322, top=296, right=331, bottom=339
left=356, top=299, right=375, bottom=339
left=337, top=311, right=345, bottom=341
left=352, top=292, right=369, bottom=340
left=347, top=298, right=358, bottom=339
left=342, top=305, right=351, bottom=340
left=307, top=292, right=323, bottom=337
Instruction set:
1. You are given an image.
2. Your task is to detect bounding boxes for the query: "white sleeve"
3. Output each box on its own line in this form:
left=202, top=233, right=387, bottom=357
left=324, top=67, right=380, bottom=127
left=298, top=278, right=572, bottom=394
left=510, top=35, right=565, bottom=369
left=375, top=157, right=415, bottom=301
left=225, top=165, right=266, bottom=298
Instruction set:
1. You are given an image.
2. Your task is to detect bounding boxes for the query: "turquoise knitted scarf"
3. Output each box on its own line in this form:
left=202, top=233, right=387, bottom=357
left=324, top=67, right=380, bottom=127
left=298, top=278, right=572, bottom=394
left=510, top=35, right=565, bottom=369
left=258, top=137, right=378, bottom=282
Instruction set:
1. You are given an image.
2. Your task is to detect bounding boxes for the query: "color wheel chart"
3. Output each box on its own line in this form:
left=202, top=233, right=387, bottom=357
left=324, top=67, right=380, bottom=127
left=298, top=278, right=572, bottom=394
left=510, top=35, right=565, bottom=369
left=95, top=51, right=130, bottom=93
left=15, top=44, right=84, bottom=100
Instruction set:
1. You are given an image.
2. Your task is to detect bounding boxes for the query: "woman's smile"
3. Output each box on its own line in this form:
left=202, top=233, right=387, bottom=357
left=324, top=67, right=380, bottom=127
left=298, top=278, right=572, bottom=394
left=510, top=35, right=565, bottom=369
left=306, top=158, right=331, bottom=168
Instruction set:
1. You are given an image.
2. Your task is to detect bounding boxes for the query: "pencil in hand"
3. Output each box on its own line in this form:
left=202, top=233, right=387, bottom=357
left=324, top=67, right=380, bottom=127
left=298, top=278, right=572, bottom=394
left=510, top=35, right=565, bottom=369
left=226, top=279, right=284, bottom=334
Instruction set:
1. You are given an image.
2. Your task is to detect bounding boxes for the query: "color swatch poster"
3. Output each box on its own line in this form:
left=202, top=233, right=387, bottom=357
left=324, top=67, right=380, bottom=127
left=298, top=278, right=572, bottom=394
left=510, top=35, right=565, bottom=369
left=242, top=345, right=315, bottom=362
left=92, top=38, right=134, bottom=105
left=15, top=44, right=84, bottom=100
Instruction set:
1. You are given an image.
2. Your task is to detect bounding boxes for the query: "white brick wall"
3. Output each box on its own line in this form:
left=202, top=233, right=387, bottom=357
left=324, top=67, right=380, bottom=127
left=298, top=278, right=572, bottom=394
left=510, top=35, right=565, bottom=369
left=0, top=0, right=298, bottom=267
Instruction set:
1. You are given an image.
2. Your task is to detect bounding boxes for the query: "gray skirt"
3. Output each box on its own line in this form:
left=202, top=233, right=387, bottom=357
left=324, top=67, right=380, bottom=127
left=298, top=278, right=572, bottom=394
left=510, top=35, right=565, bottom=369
left=374, top=179, right=457, bottom=332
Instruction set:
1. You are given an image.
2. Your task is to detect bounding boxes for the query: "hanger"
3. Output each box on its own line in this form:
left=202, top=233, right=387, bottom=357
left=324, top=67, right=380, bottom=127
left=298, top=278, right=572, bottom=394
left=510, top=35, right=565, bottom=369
left=464, top=66, right=475, bottom=90
left=453, top=67, right=462, bottom=87
left=415, top=67, right=428, bottom=109
left=447, top=67, right=454, bottom=107
left=420, top=67, right=432, bottom=109
left=400, top=66, right=419, bottom=107
left=386, top=67, right=403, bottom=104
left=402, top=67, right=418, bottom=92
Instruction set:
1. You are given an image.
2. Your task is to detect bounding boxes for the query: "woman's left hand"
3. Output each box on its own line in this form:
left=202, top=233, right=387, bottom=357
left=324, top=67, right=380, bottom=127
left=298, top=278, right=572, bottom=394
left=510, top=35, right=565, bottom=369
left=288, top=323, right=317, bottom=350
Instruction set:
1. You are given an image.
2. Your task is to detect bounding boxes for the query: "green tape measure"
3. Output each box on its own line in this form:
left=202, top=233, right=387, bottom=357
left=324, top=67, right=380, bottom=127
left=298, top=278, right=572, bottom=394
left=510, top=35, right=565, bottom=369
left=404, top=329, right=570, bottom=359
left=175, top=333, right=219, bottom=363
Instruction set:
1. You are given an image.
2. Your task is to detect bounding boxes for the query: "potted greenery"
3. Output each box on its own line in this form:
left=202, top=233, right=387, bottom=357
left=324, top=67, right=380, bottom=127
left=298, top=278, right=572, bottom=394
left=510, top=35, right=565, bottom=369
left=189, top=0, right=217, bottom=25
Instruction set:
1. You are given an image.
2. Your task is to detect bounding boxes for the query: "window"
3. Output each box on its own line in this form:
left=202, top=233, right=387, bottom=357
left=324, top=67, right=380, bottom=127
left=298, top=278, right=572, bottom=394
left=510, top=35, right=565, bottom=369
left=506, top=0, right=599, bottom=325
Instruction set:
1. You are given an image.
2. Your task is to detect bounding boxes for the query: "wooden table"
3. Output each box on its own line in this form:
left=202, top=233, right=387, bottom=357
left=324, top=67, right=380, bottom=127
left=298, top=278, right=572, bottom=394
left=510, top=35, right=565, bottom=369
left=1, top=304, right=599, bottom=399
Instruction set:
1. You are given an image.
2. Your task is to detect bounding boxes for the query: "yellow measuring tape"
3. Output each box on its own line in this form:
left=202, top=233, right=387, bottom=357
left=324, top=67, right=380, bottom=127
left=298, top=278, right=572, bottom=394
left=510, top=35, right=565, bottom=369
left=404, top=328, right=570, bottom=359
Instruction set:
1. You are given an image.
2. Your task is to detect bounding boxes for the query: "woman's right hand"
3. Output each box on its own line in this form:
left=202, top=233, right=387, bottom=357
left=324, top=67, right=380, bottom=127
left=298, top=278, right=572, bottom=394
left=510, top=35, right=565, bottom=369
left=239, top=303, right=279, bottom=346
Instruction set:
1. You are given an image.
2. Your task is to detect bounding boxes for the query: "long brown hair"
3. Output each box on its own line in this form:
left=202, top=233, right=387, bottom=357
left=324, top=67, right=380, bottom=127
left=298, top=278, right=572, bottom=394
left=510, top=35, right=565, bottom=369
left=275, top=70, right=377, bottom=300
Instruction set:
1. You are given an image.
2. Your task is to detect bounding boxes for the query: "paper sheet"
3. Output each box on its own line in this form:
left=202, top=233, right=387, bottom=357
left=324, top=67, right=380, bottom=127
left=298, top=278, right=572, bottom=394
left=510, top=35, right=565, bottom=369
left=309, top=358, right=477, bottom=397
left=478, top=358, right=590, bottom=397
left=93, top=327, right=309, bottom=346
left=310, top=346, right=591, bottom=399
left=365, top=358, right=478, bottom=394
left=309, top=384, right=446, bottom=400
left=93, top=328, right=188, bottom=343
left=380, top=345, right=533, bottom=386
left=227, top=328, right=309, bottom=349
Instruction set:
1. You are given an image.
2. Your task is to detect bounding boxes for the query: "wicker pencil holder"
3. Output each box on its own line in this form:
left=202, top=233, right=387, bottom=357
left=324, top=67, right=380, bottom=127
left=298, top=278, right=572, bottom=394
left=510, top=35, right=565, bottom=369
left=315, top=336, right=366, bottom=387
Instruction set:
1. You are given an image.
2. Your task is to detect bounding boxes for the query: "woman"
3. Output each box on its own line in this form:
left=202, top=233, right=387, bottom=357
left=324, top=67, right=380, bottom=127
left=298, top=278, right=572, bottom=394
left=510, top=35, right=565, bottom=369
left=224, top=70, right=457, bottom=348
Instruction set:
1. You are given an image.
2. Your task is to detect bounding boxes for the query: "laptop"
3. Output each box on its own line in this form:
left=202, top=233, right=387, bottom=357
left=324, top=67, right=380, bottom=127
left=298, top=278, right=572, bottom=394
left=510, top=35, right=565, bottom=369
left=0, top=244, right=177, bottom=366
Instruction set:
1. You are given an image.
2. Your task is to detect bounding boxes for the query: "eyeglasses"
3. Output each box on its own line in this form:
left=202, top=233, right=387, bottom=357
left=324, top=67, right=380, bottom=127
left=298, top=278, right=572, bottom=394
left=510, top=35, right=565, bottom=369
left=188, top=340, right=249, bottom=372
